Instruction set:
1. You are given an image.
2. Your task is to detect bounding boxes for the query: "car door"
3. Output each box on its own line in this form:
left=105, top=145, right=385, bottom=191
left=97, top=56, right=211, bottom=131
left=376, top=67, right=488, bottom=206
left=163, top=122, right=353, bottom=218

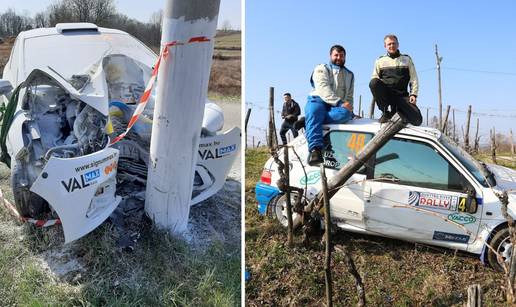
left=322, top=130, right=374, bottom=228
left=364, top=136, right=482, bottom=247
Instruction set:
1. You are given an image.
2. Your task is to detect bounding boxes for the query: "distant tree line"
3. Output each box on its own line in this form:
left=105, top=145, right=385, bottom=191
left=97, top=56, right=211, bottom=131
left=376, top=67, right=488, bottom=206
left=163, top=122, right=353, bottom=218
left=0, top=0, right=162, bottom=47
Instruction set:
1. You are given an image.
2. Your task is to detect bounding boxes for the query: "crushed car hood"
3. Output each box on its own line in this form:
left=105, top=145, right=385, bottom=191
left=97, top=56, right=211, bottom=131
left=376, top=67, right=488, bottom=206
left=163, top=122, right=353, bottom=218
left=27, top=65, right=110, bottom=116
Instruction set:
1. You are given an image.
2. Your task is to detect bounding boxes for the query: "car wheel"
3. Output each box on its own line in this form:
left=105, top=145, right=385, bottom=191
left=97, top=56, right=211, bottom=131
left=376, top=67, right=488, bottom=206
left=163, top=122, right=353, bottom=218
left=273, top=193, right=302, bottom=229
left=487, top=227, right=512, bottom=272
left=11, top=160, right=48, bottom=218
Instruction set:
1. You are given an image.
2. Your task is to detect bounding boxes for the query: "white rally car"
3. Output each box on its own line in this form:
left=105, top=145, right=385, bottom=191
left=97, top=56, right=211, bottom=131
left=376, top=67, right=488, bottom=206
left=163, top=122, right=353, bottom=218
left=0, top=23, right=240, bottom=243
left=255, top=118, right=516, bottom=270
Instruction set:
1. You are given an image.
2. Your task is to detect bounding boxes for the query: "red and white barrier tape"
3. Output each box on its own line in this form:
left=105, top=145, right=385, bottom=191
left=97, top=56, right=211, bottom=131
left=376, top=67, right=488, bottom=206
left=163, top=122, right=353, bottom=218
left=0, top=189, right=61, bottom=228
left=109, top=36, right=211, bottom=145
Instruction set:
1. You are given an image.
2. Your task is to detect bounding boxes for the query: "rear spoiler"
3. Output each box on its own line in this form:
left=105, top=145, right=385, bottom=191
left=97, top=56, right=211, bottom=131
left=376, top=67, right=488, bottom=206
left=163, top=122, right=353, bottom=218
left=56, top=23, right=99, bottom=34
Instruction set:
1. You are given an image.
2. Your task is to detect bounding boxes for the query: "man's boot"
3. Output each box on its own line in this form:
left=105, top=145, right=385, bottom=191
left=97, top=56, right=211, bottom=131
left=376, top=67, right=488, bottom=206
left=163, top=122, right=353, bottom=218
left=308, top=148, right=323, bottom=166
left=378, top=111, right=393, bottom=123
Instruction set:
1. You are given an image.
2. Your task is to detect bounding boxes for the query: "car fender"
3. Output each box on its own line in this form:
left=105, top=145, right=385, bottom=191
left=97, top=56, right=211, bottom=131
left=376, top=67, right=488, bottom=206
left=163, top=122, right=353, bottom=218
left=6, top=110, right=29, bottom=159
left=192, top=127, right=240, bottom=205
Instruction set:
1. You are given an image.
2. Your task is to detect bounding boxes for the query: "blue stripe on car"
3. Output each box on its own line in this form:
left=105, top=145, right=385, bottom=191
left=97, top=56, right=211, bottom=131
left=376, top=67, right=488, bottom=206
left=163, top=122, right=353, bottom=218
left=255, top=182, right=280, bottom=215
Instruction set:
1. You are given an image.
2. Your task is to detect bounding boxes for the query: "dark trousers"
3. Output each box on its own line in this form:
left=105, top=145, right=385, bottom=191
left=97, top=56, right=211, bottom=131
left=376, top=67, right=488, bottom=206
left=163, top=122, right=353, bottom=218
left=369, top=78, right=422, bottom=126
left=279, top=120, right=299, bottom=144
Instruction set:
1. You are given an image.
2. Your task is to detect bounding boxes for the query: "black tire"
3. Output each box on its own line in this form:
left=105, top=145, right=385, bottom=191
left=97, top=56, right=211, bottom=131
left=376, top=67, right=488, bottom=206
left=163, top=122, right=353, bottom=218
left=11, top=161, right=48, bottom=218
left=487, top=227, right=512, bottom=272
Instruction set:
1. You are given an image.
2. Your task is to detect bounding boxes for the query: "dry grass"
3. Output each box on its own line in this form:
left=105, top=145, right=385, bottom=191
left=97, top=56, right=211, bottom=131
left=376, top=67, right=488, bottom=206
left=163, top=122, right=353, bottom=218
left=0, top=161, right=240, bottom=306
left=209, top=58, right=241, bottom=99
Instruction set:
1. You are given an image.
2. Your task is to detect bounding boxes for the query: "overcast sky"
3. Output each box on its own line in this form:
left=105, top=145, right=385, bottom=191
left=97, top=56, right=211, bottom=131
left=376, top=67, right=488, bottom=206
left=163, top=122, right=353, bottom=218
left=0, top=0, right=241, bottom=29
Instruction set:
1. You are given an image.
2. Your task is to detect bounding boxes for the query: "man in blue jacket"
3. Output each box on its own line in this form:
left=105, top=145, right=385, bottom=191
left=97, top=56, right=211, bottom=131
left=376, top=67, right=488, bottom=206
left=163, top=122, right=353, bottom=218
left=305, top=45, right=354, bottom=165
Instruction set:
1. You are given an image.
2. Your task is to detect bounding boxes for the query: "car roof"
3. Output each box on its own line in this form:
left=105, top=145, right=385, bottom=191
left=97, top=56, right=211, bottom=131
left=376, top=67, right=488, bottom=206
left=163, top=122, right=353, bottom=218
left=8, top=23, right=157, bottom=85
left=324, top=117, right=442, bottom=140
left=16, top=23, right=127, bottom=40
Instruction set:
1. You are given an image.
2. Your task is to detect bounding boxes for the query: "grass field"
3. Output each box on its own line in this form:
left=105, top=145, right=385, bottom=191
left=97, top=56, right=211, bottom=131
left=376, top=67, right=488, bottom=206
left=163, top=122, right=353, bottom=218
left=0, top=165, right=240, bottom=306
left=245, top=147, right=511, bottom=306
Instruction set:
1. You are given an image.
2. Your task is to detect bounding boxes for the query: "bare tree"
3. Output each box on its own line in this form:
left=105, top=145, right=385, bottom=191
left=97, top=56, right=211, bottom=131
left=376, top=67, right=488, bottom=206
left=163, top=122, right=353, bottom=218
left=47, top=2, right=74, bottom=25
left=47, top=0, right=115, bottom=25
left=220, top=19, right=232, bottom=32
left=33, top=12, right=49, bottom=28
left=0, top=9, right=33, bottom=37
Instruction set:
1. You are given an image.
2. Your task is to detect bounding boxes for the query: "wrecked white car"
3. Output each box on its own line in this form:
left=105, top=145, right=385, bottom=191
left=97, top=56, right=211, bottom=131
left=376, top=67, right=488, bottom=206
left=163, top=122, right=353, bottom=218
left=256, top=119, right=515, bottom=271
left=0, top=23, right=240, bottom=243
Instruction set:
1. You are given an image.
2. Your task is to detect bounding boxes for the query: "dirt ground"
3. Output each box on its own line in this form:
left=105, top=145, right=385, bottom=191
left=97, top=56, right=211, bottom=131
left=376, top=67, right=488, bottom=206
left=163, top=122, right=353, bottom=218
left=186, top=101, right=242, bottom=249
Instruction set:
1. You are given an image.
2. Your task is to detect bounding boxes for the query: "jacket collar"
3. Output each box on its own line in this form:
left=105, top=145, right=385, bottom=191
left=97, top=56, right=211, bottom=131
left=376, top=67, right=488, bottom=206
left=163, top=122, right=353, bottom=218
left=387, top=50, right=401, bottom=59
left=328, top=63, right=344, bottom=70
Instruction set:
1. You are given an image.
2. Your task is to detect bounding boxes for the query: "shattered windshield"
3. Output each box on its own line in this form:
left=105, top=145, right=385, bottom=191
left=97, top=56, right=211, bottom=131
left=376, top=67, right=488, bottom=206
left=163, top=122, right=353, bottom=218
left=440, top=134, right=494, bottom=187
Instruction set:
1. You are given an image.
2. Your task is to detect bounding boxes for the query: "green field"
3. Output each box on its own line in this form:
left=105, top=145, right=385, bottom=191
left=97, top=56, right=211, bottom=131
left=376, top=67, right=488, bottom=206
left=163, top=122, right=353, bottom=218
left=245, top=148, right=510, bottom=306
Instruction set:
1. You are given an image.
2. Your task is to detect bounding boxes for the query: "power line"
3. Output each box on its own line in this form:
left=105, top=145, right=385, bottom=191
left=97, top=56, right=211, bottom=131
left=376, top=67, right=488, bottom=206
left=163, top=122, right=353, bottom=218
left=443, top=66, right=516, bottom=76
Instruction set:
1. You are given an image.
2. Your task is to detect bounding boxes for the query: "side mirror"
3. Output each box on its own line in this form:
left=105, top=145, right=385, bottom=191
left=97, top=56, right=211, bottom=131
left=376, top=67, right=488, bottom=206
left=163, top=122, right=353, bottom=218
left=0, top=79, right=13, bottom=97
left=464, top=188, right=478, bottom=214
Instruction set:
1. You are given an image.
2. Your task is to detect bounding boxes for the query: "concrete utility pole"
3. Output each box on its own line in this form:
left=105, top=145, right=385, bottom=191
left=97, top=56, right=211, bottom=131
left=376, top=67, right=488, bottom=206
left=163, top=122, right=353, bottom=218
left=145, top=0, right=220, bottom=234
left=435, top=44, right=443, bottom=130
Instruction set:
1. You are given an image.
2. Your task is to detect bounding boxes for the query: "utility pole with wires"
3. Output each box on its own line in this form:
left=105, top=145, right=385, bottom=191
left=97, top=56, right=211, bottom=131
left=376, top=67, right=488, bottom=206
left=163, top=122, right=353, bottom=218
left=435, top=44, right=443, bottom=130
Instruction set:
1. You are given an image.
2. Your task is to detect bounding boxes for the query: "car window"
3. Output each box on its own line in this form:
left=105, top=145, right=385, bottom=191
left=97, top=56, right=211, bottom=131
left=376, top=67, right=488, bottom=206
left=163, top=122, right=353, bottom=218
left=323, top=131, right=373, bottom=173
left=374, top=138, right=469, bottom=192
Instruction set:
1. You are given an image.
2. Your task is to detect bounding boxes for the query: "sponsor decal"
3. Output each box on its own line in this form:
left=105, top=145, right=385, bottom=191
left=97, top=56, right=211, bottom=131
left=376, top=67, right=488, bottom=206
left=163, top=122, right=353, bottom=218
left=104, top=161, right=118, bottom=175
left=74, top=153, right=117, bottom=173
left=198, top=144, right=237, bottom=160
left=323, top=150, right=340, bottom=168
left=408, top=191, right=459, bottom=211
left=300, top=170, right=321, bottom=185
left=62, top=172, right=99, bottom=193
left=323, top=159, right=340, bottom=168
left=447, top=212, right=476, bottom=225
left=432, top=231, right=470, bottom=243
left=84, top=169, right=100, bottom=183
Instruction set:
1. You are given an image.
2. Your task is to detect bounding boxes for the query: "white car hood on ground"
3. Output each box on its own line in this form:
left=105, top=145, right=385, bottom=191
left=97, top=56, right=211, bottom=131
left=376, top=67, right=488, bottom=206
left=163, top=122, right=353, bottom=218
left=489, top=163, right=516, bottom=191
left=488, top=164, right=516, bottom=215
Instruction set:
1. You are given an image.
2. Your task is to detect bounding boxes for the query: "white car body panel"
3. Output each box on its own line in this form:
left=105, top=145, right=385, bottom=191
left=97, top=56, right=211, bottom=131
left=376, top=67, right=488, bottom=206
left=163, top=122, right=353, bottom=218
left=263, top=119, right=515, bottom=256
